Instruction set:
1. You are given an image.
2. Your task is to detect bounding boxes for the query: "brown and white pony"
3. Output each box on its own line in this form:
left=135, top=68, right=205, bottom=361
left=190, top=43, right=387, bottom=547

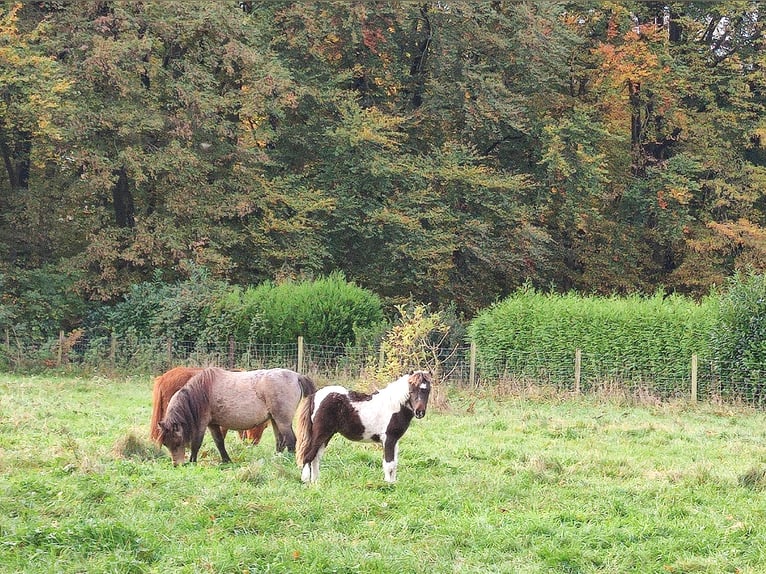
left=149, top=366, right=268, bottom=444
left=296, top=371, right=432, bottom=484
left=157, top=367, right=316, bottom=465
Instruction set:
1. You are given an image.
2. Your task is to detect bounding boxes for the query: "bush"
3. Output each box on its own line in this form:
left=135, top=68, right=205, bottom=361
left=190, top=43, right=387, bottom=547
left=103, top=268, right=229, bottom=342
left=0, top=264, right=89, bottom=343
left=709, top=271, right=766, bottom=391
left=94, top=271, right=383, bottom=351
left=376, top=304, right=450, bottom=381
left=233, top=272, right=385, bottom=346
left=468, top=286, right=716, bottom=384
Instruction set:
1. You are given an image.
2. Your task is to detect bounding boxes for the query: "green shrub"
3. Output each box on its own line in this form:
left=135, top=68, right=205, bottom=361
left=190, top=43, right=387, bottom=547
left=709, top=271, right=766, bottom=388
left=0, top=264, right=89, bottom=343
left=468, top=286, right=716, bottom=383
left=235, top=272, right=384, bottom=346
left=104, top=268, right=229, bottom=342
left=97, top=271, right=383, bottom=349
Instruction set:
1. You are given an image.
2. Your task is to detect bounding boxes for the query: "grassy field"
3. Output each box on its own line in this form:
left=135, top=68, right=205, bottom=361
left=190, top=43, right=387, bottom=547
left=2, top=373, right=766, bottom=573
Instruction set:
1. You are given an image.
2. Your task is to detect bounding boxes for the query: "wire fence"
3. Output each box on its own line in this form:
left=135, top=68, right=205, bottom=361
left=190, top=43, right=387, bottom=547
left=2, top=332, right=764, bottom=407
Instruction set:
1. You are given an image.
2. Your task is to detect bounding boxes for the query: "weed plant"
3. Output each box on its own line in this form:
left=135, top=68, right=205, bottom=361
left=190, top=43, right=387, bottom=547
left=2, top=373, right=766, bottom=573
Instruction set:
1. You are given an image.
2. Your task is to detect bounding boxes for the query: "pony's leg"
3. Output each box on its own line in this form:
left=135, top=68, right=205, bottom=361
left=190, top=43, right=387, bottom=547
left=281, top=426, right=297, bottom=453
left=271, top=419, right=297, bottom=453
left=208, top=424, right=232, bottom=463
left=269, top=419, right=284, bottom=452
left=302, top=443, right=326, bottom=484
left=383, top=439, right=399, bottom=483
left=189, top=432, right=205, bottom=464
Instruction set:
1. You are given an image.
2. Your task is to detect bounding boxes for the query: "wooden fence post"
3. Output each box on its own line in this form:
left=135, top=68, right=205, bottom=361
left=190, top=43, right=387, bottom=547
left=469, top=341, right=477, bottom=388
left=574, top=349, right=582, bottom=394
left=297, top=336, right=304, bottom=373
left=691, top=353, right=698, bottom=403
left=228, top=336, right=236, bottom=369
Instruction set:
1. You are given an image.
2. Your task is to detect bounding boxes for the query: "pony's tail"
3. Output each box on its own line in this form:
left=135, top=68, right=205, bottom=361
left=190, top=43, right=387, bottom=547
left=149, top=375, right=166, bottom=443
left=297, top=374, right=316, bottom=398
left=295, top=394, right=315, bottom=467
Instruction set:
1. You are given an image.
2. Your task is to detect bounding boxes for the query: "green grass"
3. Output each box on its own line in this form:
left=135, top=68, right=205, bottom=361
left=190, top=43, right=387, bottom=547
left=3, top=373, right=766, bottom=573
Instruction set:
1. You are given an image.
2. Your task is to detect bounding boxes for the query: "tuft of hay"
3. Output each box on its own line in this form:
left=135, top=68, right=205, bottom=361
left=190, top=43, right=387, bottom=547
left=739, top=466, right=766, bottom=490
left=238, top=459, right=266, bottom=484
left=112, top=431, right=164, bottom=461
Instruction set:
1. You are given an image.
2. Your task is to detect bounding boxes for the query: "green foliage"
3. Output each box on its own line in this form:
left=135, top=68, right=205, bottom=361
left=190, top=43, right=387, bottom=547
left=107, top=271, right=384, bottom=347
left=710, top=271, right=766, bottom=386
left=0, top=264, right=88, bottom=342
left=223, top=272, right=384, bottom=347
left=468, top=286, right=716, bottom=381
left=2, top=0, right=766, bottom=324
left=376, top=304, right=450, bottom=381
left=103, top=267, right=229, bottom=343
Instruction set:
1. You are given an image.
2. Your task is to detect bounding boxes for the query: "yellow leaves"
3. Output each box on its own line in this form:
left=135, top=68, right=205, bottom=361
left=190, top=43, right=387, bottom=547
left=376, top=304, right=449, bottom=382
left=667, top=186, right=692, bottom=205
left=596, top=35, right=661, bottom=89
left=0, top=3, right=21, bottom=41
left=753, top=126, right=766, bottom=148
left=708, top=219, right=766, bottom=249
left=331, top=99, right=405, bottom=151
left=52, top=79, right=72, bottom=94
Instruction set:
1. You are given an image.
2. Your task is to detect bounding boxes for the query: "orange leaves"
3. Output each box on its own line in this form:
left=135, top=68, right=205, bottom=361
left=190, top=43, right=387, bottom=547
left=595, top=29, right=663, bottom=92
left=708, top=219, right=766, bottom=253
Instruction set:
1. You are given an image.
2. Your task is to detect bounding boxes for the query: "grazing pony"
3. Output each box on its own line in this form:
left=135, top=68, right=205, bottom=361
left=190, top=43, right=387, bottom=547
left=296, top=370, right=432, bottom=484
left=157, top=367, right=316, bottom=465
left=149, top=366, right=268, bottom=444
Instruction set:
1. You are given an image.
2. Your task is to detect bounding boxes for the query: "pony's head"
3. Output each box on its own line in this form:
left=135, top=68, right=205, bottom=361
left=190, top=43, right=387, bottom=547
left=407, top=370, right=433, bottom=419
left=157, top=420, right=187, bottom=466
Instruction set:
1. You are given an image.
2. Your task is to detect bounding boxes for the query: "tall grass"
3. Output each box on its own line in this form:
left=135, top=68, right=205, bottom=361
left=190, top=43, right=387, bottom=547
left=469, top=288, right=717, bottom=393
left=3, top=373, right=766, bottom=573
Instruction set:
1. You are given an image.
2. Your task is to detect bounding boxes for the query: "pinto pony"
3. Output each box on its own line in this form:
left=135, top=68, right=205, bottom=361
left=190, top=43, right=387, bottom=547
left=156, top=367, right=316, bottom=465
left=149, top=366, right=268, bottom=444
left=296, top=370, right=432, bottom=484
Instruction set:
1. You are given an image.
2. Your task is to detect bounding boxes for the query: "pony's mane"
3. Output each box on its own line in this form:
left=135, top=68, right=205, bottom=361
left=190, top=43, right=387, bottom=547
left=149, top=366, right=201, bottom=442
left=157, top=368, right=217, bottom=443
left=409, top=370, right=431, bottom=387
left=374, top=373, right=415, bottom=411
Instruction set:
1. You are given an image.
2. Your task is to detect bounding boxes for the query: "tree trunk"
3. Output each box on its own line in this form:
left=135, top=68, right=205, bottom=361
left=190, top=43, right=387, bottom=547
left=408, top=4, right=432, bottom=109
left=112, top=166, right=135, bottom=228
left=628, top=80, right=644, bottom=175
left=0, top=131, right=31, bottom=194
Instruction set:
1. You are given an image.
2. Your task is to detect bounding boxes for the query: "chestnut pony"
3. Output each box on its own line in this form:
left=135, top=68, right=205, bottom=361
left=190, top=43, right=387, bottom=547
left=157, top=367, right=316, bottom=465
left=296, top=371, right=432, bottom=484
left=149, top=366, right=267, bottom=445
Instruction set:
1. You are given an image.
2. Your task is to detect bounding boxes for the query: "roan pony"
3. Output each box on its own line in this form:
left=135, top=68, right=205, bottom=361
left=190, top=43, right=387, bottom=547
left=157, top=367, right=316, bottom=465
left=149, top=366, right=268, bottom=445
left=296, top=370, right=432, bottom=484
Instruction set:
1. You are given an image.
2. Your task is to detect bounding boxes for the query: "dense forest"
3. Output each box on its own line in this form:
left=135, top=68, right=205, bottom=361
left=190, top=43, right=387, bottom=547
left=1, top=1, right=765, bottom=332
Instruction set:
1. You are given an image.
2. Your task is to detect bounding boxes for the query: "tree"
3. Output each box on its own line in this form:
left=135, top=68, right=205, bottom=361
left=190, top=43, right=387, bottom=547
left=30, top=1, right=331, bottom=300
left=0, top=3, right=72, bottom=266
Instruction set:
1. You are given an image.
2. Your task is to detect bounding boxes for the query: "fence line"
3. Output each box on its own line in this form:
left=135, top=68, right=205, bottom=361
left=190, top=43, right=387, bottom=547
left=2, top=332, right=764, bottom=407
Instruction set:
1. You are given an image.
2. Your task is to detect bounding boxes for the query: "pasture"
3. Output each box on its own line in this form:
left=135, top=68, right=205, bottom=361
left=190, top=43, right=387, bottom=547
left=2, top=374, right=766, bottom=573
